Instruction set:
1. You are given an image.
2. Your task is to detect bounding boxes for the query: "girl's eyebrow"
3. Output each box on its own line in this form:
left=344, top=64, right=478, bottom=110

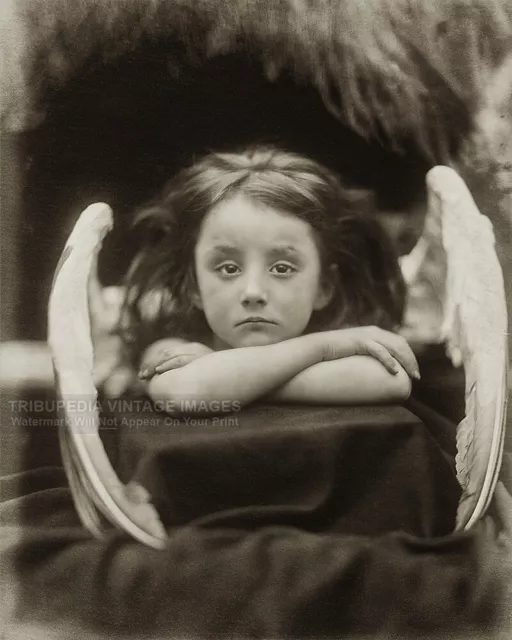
left=206, top=244, right=303, bottom=259
left=207, top=244, right=241, bottom=257
left=267, top=245, right=302, bottom=259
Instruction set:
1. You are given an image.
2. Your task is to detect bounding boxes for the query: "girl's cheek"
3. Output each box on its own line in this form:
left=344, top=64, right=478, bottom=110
left=281, top=275, right=317, bottom=295
left=201, top=280, right=237, bottom=305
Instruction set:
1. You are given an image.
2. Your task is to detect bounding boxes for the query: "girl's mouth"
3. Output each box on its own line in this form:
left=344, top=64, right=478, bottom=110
left=236, top=317, right=276, bottom=326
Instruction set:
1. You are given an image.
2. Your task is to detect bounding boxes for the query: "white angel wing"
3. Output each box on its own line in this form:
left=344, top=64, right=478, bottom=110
left=48, top=203, right=167, bottom=548
left=401, top=166, right=509, bottom=530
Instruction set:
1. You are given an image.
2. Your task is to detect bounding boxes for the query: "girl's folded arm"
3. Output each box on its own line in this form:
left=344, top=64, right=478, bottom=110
left=265, top=355, right=412, bottom=405
left=145, top=327, right=416, bottom=412
left=147, top=333, right=324, bottom=412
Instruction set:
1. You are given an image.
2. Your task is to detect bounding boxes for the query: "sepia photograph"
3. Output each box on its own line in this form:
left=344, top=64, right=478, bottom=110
left=1, top=1, right=512, bottom=638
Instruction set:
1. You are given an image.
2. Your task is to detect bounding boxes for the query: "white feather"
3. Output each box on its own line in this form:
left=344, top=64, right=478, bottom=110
left=401, top=165, right=508, bottom=529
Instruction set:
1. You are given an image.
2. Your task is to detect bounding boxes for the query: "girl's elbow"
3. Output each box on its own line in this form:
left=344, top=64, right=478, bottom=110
left=147, top=372, right=241, bottom=414
left=148, top=371, right=199, bottom=412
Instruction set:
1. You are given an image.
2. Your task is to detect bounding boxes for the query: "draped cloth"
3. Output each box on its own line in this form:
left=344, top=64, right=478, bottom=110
left=2, top=388, right=510, bottom=638
left=108, top=400, right=460, bottom=538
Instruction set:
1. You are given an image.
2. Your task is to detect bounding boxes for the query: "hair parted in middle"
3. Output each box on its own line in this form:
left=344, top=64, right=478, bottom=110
left=121, top=145, right=406, bottom=357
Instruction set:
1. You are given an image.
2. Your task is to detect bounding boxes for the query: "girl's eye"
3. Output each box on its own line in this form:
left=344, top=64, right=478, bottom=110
left=216, top=262, right=240, bottom=277
left=270, top=263, right=296, bottom=276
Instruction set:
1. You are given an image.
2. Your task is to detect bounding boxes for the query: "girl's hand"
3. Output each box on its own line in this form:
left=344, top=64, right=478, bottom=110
left=317, top=326, right=420, bottom=379
left=139, top=340, right=213, bottom=380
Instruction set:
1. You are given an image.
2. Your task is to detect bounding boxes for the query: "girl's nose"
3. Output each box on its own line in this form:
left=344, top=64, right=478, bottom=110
left=240, top=274, right=268, bottom=306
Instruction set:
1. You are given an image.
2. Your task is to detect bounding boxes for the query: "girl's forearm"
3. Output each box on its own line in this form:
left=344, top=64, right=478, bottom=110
left=265, top=356, right=412, bottom=405
left=147, top=334, right=324, bottom=412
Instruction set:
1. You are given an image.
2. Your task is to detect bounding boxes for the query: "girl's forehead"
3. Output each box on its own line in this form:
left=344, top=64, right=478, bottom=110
left=197, top=194, right=317, bottom=247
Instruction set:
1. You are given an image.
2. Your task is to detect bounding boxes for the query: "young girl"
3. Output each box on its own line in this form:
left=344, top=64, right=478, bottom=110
left=122, top=146, right=420, bottom=413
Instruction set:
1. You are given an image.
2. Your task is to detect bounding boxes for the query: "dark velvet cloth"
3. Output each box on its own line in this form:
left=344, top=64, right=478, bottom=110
left=1, top=475, right=506, bottom=639
left=107, top=401, right=460, bottom=538
left=1, top=385, right=510, bottom=638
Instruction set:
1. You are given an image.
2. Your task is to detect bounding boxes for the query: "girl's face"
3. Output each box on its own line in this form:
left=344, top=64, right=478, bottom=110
left=192, top=194, right=332, bottom=349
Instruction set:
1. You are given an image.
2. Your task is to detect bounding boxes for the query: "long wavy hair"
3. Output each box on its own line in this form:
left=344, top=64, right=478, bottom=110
left=121, top=145, right=406, bottom=360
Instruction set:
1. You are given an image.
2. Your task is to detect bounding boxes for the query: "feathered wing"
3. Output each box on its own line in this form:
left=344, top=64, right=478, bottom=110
left=401, top=166, right=508, bottom=530
left=48, top=203, right=167, bottom=548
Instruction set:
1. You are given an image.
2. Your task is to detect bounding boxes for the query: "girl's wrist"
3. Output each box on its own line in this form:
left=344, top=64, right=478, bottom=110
left=303, top=330, right=354, bottom=363
left=296, top=332, right=327, bottom=364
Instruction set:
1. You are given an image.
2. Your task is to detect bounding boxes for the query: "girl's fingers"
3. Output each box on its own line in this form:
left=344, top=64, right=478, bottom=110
left=155, top=355, right=191, bottom=373
left=141, top=348, right=179, bottom=372
left=388, top=344, right=420, bottom=379
left=140, top=354, right=198, bottom=378
left=139, top=360, right=169, bottom=379
left=139, top=351, right=180, bottom=378
left=364, top=341, right=401, bottom=375
left=374, top=331, right=420, bottom=379
left=139, top=360, right=162, bottom=379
